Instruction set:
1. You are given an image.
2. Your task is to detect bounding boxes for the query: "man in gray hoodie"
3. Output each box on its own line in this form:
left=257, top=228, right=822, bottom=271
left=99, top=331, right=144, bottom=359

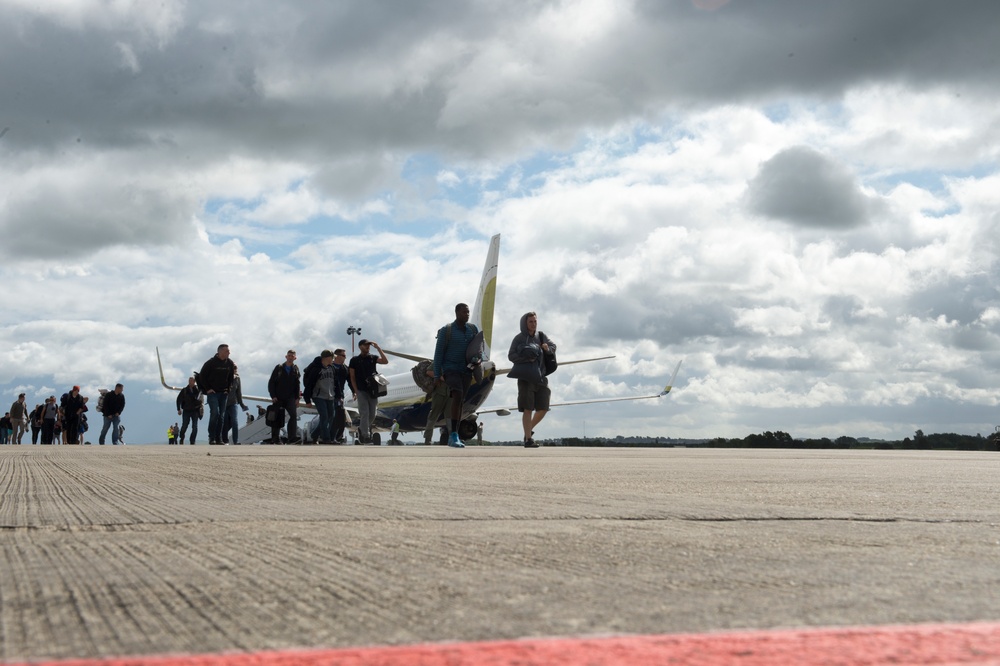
left=507, top=311, right=556, bottom=448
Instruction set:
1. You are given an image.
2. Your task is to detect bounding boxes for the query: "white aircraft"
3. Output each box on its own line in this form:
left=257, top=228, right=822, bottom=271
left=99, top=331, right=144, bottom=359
left=157, top=233, right=681, bottom=444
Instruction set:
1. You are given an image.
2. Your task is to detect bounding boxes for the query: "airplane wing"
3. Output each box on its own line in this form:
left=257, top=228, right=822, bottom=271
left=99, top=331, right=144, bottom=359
left=494, top=355, right=615, bottom=375
left=382, top=349, right=431, bottom=363
left=477, top=360, right=683, bottom=416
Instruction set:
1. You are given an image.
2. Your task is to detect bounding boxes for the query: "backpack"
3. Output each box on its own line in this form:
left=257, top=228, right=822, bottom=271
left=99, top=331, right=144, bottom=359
left=96, top=389, right=108, bottom=415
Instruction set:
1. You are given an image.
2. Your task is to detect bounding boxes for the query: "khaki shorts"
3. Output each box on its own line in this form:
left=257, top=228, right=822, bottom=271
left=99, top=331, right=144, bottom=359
left=517, top=380, right=551, bottom=412
left=443, top=371, right=472, bottom=395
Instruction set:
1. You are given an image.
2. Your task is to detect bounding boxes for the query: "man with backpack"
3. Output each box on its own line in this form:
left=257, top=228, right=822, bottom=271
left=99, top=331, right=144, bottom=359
left=507, top=311, right=557, bottom=448
left=98, top=384, right=126, bottom=446
left=432, top=303, right=481, bottom=448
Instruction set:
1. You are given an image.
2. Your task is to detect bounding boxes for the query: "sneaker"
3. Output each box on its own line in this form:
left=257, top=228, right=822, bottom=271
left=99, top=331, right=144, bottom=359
left=524, top=438, right=539, bottom=448
left=448, top=432, right=465, bottom=448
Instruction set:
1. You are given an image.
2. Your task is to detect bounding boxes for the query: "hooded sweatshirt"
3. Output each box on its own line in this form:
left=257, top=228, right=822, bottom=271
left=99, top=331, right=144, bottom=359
left=507, top=313, right=556, bottom=385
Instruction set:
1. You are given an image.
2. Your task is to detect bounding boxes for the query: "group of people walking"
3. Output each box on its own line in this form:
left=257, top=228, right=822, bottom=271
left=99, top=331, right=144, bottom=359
left=180, top=307, right=555, bottom=448
left=1, top=384, right=126, bottom=446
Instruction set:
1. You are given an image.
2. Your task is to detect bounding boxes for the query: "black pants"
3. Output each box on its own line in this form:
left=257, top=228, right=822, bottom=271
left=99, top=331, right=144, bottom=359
left=179, top=410, right=199, bottom=444
left=333, top=404, right=346, bottom=441
left=41, top=419, right=55, bottom=444
left=271, top=398, right=299, bottom=442
left=64, top=417, right=79, bottom=444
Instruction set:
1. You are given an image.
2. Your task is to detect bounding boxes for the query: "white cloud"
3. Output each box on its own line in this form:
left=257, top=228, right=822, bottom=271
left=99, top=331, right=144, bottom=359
left=1, top=1, right=1000, bottom=444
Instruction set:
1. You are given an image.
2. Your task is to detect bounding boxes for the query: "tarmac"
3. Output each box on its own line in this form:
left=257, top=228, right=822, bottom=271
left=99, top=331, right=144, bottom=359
left=2, top=445, right=1000, bottom=663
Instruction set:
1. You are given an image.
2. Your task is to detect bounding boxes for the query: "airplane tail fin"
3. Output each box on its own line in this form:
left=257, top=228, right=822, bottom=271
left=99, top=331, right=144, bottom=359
left=661, top=360, right=683, bottom=395
left=472, top=234, right=500, bottom=357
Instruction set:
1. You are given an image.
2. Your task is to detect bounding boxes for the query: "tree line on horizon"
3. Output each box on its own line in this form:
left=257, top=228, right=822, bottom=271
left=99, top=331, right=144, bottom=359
left=558, top=429, right=1000, bottom=451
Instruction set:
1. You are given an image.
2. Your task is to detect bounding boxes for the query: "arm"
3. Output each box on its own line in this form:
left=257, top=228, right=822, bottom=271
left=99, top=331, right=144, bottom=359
left=508, top=333, right=540, bottom=364
left=372, top=342, right=389, bottom=365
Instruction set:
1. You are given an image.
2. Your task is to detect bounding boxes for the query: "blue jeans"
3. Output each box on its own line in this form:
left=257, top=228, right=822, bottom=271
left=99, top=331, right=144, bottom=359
left=314, top=398, right=334, bottom=442
left=205, top=393, right=227, bottom=443
left=222, top=404, right=241, bottom=444
left=99, top=415, right=121, bottom=445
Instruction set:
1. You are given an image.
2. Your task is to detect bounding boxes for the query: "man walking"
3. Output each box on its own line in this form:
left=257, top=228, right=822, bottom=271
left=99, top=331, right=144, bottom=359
left=348, top=339, right=388, bottom=444
left=198, top=344, right=235, bottom=445
left=98, top=384, right=125, bottom=445
left=508, top=311, right=556, bottom=448
left=268, top=350, right=301, bottom=444
left=61, top=387, right=86, bottom=445
left=432, top=303, right=480, bottom=448
left=331, top=349, right=351, bottom=443
left=9, top=393, right=28, bottom=444
left=41, top=396, right=58, bottom=445
left=176, top=377, right=202, bottom=445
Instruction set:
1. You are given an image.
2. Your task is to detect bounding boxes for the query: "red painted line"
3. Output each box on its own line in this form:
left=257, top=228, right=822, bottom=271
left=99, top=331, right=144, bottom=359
left=12, top=622, right=1000, bottom=666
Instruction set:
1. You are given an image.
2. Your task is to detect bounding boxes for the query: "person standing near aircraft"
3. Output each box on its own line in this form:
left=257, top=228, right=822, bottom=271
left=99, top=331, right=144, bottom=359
left=349, top=339, right=388, bottom=444
left=303, top=350, right=338, bottom=444
left=422, top=374, right=450, bottom=445
left=98, top=383, right=125, bottom=446
left=198, top=344, right=235, bottom=445
left=268, top=350, right=302, bottom=444
left=433, top=303, right=480, bottom=448
left=508, top=312, right=556, bottom=448
left=222, top=365, right=249, bottom=444
left=9, top=393, right=28, bottom=444
left=176, top=376, right=202, bottom=445
left=60, top=386, right=86, bottom=445
left=331, top=349, right=351, bottom=443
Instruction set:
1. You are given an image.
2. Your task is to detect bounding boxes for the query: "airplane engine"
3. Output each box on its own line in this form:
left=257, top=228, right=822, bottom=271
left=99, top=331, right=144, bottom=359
left=458, top=418, right=479, bottom=442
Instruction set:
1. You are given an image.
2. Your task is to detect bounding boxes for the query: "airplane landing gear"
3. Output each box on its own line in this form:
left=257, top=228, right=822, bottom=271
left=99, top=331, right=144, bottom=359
left=371, top=432, right=382, bottom=447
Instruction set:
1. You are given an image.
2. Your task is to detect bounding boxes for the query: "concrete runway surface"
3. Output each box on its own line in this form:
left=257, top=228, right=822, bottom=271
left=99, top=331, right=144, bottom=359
left=1, top=446, right=999, bottom=662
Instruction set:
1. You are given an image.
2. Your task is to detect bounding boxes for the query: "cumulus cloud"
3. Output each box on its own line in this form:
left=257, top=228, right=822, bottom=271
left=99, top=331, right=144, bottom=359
left=744, top=146, right=879, bottom=229
left=1, top=1, right=1000, bottom=443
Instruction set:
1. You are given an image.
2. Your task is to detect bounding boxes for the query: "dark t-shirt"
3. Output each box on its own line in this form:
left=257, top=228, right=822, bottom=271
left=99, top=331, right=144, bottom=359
left=349, top=354, right=379, bottom=395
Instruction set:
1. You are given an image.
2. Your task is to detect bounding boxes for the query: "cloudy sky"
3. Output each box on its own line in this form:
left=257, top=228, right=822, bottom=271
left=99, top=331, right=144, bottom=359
left=2, top=0, right=999, bottom=444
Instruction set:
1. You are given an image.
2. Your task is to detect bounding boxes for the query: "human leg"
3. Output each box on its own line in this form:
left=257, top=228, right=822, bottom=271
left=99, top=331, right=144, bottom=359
left=333, top=403, right=346, bottom=442
left=109, top=415, right=121, bottom=445
left=205, top=393, right=225, bottom=443
left=226, top=404, right=240, bottom=444
left=315, top=398, right=333, bottom=442
left=357, top=394, right=374, bottom=442
left=284, top=398, right=299, bottom=440
left=99, top=416, right=113, bottom=444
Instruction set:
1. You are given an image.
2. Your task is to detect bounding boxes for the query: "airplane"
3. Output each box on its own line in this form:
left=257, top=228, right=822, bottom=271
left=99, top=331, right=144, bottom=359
left=157, top=233, right=682, bottom=445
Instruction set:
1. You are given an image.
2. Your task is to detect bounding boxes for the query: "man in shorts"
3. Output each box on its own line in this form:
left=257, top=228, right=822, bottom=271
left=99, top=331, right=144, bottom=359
left=507, top=311, right=556, bottom=448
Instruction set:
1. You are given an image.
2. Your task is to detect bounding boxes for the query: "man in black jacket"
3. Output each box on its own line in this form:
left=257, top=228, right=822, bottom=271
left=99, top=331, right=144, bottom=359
left=98, top=384, right=126, bottom=445
left=61, top=386, right=87, bottom=445
left=198, top=344, right=235, bottom=445
left=176, top=377, right=202, bottom=445
left=268, top=349, right=301, bottom=444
